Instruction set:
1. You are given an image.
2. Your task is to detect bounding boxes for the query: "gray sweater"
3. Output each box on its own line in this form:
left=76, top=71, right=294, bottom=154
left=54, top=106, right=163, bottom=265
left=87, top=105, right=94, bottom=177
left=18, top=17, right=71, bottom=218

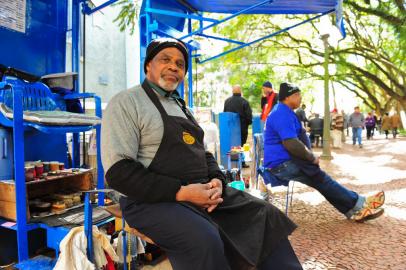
left=101, top=84, right=187, bottom=173
left=349, top=112, right=365, bottom=128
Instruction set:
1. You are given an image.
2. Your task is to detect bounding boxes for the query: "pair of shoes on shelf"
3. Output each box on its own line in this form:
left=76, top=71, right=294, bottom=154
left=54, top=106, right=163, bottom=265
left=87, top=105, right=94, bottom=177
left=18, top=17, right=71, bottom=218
left=353, top=191, right=385, bottom=222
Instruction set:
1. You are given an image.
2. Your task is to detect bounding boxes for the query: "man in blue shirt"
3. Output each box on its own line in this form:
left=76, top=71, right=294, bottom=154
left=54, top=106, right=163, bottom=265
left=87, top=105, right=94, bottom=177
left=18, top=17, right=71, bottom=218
left=264, top=82, right=385, bottom=222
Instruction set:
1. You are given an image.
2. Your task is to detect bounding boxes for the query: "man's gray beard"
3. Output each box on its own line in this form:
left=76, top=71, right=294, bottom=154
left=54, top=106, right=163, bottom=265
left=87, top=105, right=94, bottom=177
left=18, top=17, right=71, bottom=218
left=159, top=77, right=179, bottom=91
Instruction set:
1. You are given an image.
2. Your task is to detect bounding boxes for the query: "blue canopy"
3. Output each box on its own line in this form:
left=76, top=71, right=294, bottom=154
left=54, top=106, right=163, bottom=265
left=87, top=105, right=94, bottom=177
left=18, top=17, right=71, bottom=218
left=185, top=0, right=340, bottom=15
left=187, top=0, right=346, bottom=36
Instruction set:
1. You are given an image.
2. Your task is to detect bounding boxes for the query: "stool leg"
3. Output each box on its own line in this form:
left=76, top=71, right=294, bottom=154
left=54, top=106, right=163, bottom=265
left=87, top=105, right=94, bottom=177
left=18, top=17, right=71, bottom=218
left=289, top=181, right=295, bottom=210
left=84, top=193, right=94, bottom=263
left=285, top=185, right=289, bottom=216
left=122, top=216, right=128, bottom=270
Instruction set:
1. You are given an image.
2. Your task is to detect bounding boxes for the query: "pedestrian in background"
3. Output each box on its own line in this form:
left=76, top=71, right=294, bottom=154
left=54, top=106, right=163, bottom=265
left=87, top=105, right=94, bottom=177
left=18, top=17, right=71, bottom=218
left=331, top=108, right=344, bottom=148
left=295, top=104, right=308, bottom=128
left=390, top=112, right=401, bottom=139
left=349, top=106, right=365, bottom=148
left=260, top=81, right=278, bottom=121
left=308, top=113, right=324, bottom=147
left=365, top=112, right=376, bottom=140
left=381, top=113, right=391, bottom=139
left=224, top=85, right=253, bottom=167
left=371, top=111, right=378, bottom=137
left=376, top=114, right=382, bottom=135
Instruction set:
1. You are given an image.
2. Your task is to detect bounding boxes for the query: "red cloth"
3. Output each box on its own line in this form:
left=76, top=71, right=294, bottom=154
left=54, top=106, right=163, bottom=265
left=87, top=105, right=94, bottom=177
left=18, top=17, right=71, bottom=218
left=103, top=251, right=116, bottom=270
left=261, top=92, right=276, bottom=121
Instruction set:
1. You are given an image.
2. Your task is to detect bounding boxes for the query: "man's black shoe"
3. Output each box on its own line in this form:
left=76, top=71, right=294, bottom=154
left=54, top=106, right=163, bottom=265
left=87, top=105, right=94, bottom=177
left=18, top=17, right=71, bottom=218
left=242, top=163, right=250, bottom=168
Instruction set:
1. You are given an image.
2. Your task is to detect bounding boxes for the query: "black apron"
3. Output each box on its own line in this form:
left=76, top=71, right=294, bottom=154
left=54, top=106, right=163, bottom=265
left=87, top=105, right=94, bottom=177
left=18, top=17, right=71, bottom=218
left=132, top=81, right=297, bottom=269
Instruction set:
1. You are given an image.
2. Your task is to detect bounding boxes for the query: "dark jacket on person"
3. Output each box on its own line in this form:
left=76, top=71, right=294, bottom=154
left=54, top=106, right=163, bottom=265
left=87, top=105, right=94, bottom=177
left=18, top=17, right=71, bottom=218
left=308, top=117, right=324, bottom=135
left=295, top=108, right=308, bottom=125
left=224, top=93, right=253, bottom=127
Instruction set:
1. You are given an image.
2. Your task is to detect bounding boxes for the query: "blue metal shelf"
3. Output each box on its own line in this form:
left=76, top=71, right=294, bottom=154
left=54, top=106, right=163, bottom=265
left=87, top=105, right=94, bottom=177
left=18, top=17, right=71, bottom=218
left=3, top=87, right=104, bottom=262
left=26, top=123, right=96, bottom=134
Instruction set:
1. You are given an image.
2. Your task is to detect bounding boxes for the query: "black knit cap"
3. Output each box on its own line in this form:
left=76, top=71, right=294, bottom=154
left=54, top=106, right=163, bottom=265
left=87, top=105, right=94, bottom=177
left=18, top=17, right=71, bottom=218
left=144, top=38, right=189, bottom=74
left=278, top=82, right=300, bottom=101
left=262, top=81, right=273, bottom=88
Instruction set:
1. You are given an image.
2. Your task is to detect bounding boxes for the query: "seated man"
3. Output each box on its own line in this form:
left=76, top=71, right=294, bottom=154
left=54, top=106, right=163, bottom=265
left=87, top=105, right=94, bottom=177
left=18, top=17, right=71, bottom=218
left=308, top=113, right=323, bottom=147
left=263, top=82, right=385, bottom=222
left=101, top=38, right=302, bottom=270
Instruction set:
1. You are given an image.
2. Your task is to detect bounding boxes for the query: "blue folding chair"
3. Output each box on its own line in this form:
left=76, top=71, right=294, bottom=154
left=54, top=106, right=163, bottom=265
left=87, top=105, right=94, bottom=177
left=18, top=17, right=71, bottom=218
left=253, top=133, right=294, bottom=215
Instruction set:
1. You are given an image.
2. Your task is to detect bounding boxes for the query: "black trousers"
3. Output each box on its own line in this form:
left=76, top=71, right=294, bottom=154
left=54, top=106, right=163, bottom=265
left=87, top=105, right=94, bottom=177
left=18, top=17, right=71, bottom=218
left=121, top=201, right=302, bottom=270
left=309, top=132, right=322, bottom=146
left=366, top=127, right=374, bottom=139
left=241, top=126, right=248, bottom=146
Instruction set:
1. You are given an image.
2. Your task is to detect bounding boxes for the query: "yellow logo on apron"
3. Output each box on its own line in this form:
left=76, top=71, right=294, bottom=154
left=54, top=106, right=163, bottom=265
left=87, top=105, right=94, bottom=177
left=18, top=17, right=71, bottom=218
left=183, top=131, right=195, bottom=145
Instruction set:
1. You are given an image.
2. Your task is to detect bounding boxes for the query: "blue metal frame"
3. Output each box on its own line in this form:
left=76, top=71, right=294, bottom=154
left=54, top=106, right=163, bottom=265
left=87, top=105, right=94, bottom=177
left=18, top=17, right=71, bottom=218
left=196, top=33, right=246, bottom=45
left=0, top=79, right=104, bottom=262
left=198, top=9, right=333, bottom=64
left=180, top=0, right=273, bottom=40
left=95, top=96, right=105, bottom=206
left=139, top=0, right=341, bottom=108
left=84, top=193, right=94, bottom=263
left=122, top=215, right=128, bottom=270
left=82, top=0, right=120, bottom=15
left=72, top=0, right=81, bottom=169
left=82, top=189, right=119, bottom=267
left=13, top=85, right=29, bottom=261
left=145, top=7, right=219, bottom=23
left=254, top=134, right=294, bottom=215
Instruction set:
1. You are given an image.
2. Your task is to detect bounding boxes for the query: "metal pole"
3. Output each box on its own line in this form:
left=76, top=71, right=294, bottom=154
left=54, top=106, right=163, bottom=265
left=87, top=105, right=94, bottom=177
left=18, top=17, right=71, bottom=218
left=13, top=85, right=28, bottom=261
left=72, top=0, right=81, bottom=167
left=84, top=192, right=94, bottom=263
left=180, top=0, right=273, bottom=40
left=320, top=34, right=333, bottom=160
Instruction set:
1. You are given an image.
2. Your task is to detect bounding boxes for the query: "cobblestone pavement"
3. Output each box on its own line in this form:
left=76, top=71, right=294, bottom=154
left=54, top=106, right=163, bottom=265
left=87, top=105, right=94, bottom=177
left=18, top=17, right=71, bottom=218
left=284, top=135, right=406, bottom=270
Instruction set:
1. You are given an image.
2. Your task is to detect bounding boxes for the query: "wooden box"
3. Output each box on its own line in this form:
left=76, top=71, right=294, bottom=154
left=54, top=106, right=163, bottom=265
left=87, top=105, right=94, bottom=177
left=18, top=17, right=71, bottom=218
left=0, top=170, right=93, bottom=221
